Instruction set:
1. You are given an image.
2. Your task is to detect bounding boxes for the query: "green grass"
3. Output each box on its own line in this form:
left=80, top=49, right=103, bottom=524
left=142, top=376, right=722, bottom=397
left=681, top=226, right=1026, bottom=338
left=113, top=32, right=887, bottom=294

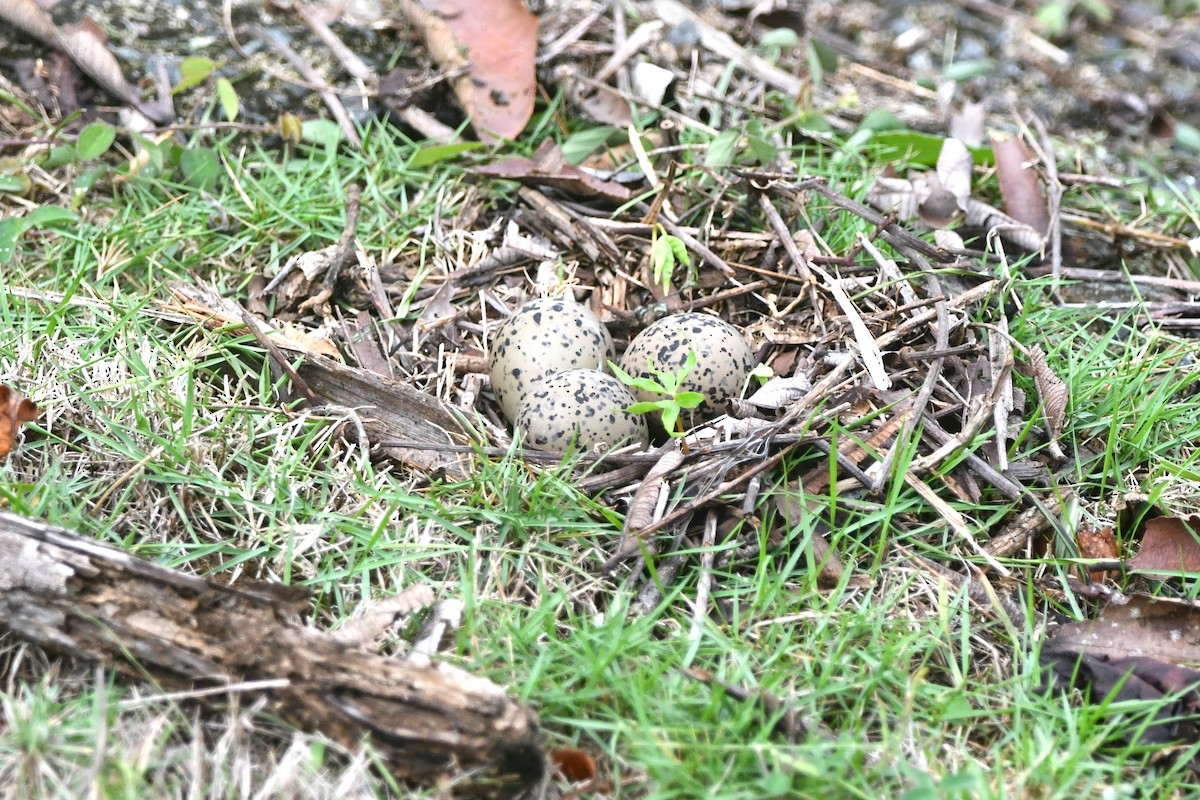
left=2, top=104, right=1200, bottom=800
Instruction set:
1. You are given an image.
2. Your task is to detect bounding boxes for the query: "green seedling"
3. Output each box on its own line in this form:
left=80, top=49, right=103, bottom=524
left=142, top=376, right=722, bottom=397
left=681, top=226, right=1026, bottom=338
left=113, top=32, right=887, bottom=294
left=649, top=224, right=693, bottom=295
left=609, top=348, right=705, bottom=440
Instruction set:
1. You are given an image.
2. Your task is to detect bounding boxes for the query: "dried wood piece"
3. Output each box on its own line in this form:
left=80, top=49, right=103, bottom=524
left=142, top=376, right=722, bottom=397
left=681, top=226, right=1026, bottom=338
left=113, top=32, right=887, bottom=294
left=295, top=355, right=470, bottom=479
left=0, top=512, right=545, bottom=798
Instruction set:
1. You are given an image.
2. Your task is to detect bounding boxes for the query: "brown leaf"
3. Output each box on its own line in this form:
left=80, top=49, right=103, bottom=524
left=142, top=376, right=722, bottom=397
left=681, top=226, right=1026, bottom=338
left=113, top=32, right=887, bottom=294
left=1029, top=345, right=1067, bottom=456
left=1045, top=594, right=1200, bottom=666
left=549, top=746, right=597, bottom=783
left=1040, top=650, right=1200, bottom=747
left=397, top=0, right=537, bottom=142
left=992, top=134, right=1050, bottom=236
left=0, top=384, right=39, bottom=462
left=1076, top=525, right=1119, bottom=582
left=772, top=489, right=861, bottom=588
left=471, top=141, right=634, bottom=203
left=1128, top=516, right=1200, bottom=576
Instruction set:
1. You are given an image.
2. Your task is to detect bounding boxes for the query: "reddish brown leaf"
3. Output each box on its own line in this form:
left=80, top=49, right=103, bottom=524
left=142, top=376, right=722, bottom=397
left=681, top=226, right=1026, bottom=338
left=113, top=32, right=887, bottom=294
left=397, top=0, right=537, bottom=142
left=1128, top=516, right=1200, bottom=575
left=992, top=135, right=1050, bottom=236
left=0, top=384, right=39, bottom=462
left=550, top=746, right=597, bottom=783
left=1076, top=525, right=1119, bottom=581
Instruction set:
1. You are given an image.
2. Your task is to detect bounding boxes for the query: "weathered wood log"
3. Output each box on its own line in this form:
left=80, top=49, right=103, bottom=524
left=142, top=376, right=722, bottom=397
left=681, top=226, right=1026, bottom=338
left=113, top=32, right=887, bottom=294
left=0, top=511, right=545, bottom=798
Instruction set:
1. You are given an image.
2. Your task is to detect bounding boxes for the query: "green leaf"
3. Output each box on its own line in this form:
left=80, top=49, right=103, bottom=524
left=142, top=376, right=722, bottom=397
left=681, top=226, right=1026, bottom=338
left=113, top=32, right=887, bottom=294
left=758, top=28, right=799, bottom=51
left=1034, top=1, right=1071, bottom=37
left=0, top=205, right=79, bottom=264
left=651, top=232, right=677, bottom=294
left=873, top=131, right=994, bottom=167
left=661, top=404, right=681, bottom=436
left=40, top=144, right=78, bottom=168
left=215, top=77, right=239, bottom=121
left=1174, top=121, right=1200, bottom=153
left=809, top=37, right=839, bottom=74
left=0, top=220, right=20, bottom=264
left=73, top=165, right=108, bottom=195
left=704, top=128, right=740, bottom=168
left=942, top=59, right=995, bottom=83
left=610, top=361, right=666, bottom=395
left=179, top=147, right=220, bottom=191
left=664, top=234, right=690, bottom=266
left=409, top=141, right=484, bottom=168
left=174, top=56, right=216, bottom=94
left=747, top=131, right=778, bottom=166
left=859, top=109, right=906, bottom=133
left=76, top=121, right=116, bottom=160
left=626, top=401, right=664, bottom=415
left=0, top=170, right=29, bottom=194
left=561, top=126, right=621, bottom=164
left=301, top=118, right=343, bottom=149
left=674, top=391, right=705, bottom=410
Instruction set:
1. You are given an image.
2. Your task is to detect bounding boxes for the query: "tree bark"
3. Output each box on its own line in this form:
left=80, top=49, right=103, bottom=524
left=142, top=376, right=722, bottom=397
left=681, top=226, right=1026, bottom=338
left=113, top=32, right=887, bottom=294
left=0, top=511, right=545, bottom=798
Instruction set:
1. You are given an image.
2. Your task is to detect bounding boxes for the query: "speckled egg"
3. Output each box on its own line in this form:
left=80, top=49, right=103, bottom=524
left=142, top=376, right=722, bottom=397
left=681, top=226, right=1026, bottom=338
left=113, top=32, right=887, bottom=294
left=515, top=370, right=649, bottom=451
left=488, top=298, right=615, bottom=423
left=618, top=313, right=755, bottom=426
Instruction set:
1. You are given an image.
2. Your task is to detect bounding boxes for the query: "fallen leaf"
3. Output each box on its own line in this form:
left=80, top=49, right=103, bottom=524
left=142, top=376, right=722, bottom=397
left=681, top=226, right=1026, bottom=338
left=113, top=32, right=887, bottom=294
left=549, top=746, right=597, bottom=783
left=993, top=134, right=1050, bottom=236
left=1029, top=345, right=1067, bottom=459
left=935, top=137, right=973, bottom=213
left=333, top=584, right=436, bottom=646
left=1040, top=649, right=1200, bottom=747
left=742, top=375, right=813, bottom=411
left=1128, top=516, right=1200, bottom=576
left=1076, top=524, right=1119, bottom=582
left=396, top=0, right=537, bottom=142
left=471, top=140, right=634, bottom=202
left=0, top=0, right=170, bottom=123
left=0, top=384, right=39, bottom=462
left=1044, top=593, right=1200, bottom=666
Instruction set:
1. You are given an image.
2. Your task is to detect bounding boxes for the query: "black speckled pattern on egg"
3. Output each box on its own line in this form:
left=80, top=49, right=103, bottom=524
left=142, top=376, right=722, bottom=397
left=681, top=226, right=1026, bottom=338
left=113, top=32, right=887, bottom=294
left=488, top=298, right=615, bottom=424
left=515, top=369, right=649, bottom=451
left=618, top=312, right=755, bottom=426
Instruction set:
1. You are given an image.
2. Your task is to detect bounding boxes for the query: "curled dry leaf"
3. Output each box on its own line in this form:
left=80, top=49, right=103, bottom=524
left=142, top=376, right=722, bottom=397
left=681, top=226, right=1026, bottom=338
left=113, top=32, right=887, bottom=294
left=992, top=134, right=1050, bottom=236
left=332, top=583, right=436, bottom=646
left=0, top=0, right=170, bottom=123
left=623, top=448, right=684, bottom=533
left=0, top=384, right=40, bottom=462
left=743, top=375, right=813, bottom=411
left=1029, top=345, right=1068, bottom=458
left=935, top=137, right=973, bottom=214
left=396, top=0, right=537, bottom=142
left=1075, top=525, right=1119, bottom=582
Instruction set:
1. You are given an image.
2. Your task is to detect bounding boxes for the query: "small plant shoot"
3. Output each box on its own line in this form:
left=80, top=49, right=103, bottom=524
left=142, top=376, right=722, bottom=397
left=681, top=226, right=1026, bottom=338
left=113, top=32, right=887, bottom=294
left=610, top=348, right=705, bottom=439
left=649, top=224, right=692, bottom=295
